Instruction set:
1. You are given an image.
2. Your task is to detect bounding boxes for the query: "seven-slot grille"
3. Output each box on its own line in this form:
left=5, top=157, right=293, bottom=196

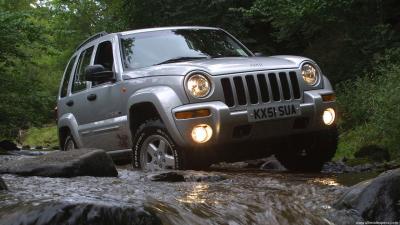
left=220, top=71, right=301, bottom=107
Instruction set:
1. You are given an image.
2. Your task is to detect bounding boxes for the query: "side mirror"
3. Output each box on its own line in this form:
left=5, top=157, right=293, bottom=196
left=84, top=65, right=115, bottom=82
left=254, top=52, right=264, bottom=57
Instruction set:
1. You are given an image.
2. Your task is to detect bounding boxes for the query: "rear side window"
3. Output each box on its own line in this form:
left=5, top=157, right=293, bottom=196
left=72, top=46, right=94, bottom=93
left=60, top=56, right=76, bottom=97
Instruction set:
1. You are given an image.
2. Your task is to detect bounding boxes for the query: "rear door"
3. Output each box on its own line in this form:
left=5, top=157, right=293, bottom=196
left=67, top=46, right=95, bottom=128
left=57, top=55, right=77, bottom=121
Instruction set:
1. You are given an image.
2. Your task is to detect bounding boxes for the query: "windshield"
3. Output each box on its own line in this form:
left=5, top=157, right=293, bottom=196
left=120, top=29, right=251, bottom=70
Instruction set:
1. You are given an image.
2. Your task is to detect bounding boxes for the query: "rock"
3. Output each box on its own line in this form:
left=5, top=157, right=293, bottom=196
left=149, top=172, right=185, bottom=182
left=0, top=150, right=10, bottom=155
left=0, top=202, right=161, bottom=225
left=350, top=163, right=374, bottom=173
left=9, top=150, right=45, bottom=156
left=326, top=209, right=364, bottom=225
left=381, top=160, right=400, bottom=171
left=22, top=145, right=31, bottom=150
left=0, top=177, right=7, bottom=190
left=210, top=156, right=289, bottom=170
left=355, top=145, right=390, bottom=162
left=0, top=149, right=118, bottom=178
left=322, top=160, right=347, bottom=173
left=244, top=158, right=267, bottom=168
left=334, top=168, right=400, bottom=221
left=51, top=145, right=60, bottom=150
left=0, top=140, right=19, bottom=151
left=322, top=160, right=379, bottom=173
left=183, top=171, right=226, bottom=182
left=35, top=146, right=43, bottom=150
left=260, top=155, right=287, bottom=171
left=149, top=171, right=226, bottom=182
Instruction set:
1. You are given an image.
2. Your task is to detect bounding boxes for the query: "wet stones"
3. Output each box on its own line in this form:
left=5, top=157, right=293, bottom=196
left=0, top=202, right=162, bottom=225
left=260, top=155, right=287, bottom=171
left=0, top=149, right=118, bottom=178
left=148, top=171, right=226, bottom=182
left=0, top=140, right=19, bottom=151
left=211, top=155, right=287, bottom=171
left=149, top=172, right=185, bottom=182
left=334, top=168, right=400, bottom=221
left=0, top=177, right=7, bottom=190
left=322, top=160, right=400, bottom=173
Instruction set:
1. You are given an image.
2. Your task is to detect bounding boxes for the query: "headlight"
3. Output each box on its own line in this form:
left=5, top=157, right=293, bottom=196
left=301, top=63, right=319, bottom=86
left=186, top=74, right=211, bottom=98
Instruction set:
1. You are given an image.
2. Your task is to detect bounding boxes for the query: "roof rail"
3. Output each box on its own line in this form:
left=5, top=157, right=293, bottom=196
left=75, top=31, right=108, bottom=50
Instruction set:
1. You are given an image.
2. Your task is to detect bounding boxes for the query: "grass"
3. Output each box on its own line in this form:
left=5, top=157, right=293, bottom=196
left=334, top=124, right=381, bottom=160
left=22, top=124, right=58, bottom=148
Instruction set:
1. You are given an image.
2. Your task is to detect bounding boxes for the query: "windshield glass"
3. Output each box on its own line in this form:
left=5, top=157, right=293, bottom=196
left=120, top=29, right=251, bottom=70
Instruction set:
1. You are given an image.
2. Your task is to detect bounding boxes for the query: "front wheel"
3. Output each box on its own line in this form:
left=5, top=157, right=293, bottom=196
left=275, top=128, right=338, bottom=172
left=132, top=119, right=184, bottom=171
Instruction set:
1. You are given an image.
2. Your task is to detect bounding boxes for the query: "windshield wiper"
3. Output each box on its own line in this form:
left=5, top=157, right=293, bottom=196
left=155, top=56, right=209, bottom=65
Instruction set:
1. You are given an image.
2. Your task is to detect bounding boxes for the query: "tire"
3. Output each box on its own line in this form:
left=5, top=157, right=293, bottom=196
left=275, top=128, right=338, bottom=172
left=132, top=118, right=185, bottom=171
left=63, top=134, right=76, bottom=151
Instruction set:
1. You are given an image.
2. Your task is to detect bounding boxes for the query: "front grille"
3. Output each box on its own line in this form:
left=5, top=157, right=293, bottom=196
left=220, top=71, right=301, bottom=107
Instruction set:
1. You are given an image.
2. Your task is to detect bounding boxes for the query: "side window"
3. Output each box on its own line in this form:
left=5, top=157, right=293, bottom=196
left=60, top=56, right=76, bottom=97
left=93, top=41, right=114, bottom=86
left=72, top=46, right=94, bottom=93
left=94, top=41, right=114, bottom=71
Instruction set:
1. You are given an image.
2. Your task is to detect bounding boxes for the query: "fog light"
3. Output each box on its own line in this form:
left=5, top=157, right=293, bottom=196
left=323, top=108, right=335, bottom=125
left=191, top=124, right=213, bottom=143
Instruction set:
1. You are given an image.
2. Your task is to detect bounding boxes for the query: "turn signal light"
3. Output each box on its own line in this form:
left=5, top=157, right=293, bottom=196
left=175, top=109, right=210, bottom=119
left=322, top=94, right=336, bottom=102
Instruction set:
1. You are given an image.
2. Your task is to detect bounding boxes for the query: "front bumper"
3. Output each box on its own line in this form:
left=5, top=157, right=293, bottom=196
left=172, top=89, right=336, bottom=147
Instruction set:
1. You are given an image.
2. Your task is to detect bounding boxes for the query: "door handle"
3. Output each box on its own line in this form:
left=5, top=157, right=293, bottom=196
left=66, top=100, right=74, bottom=107
left=87, top=94, right=97, bottom=101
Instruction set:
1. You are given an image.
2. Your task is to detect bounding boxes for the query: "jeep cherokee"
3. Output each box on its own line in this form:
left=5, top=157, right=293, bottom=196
left=57, top=26, right=338, bottom=171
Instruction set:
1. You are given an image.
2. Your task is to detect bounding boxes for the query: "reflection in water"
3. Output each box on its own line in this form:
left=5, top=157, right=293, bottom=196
left=309, top=178, right=340, bottom=186
left=178, top=184, right=209, bottom=204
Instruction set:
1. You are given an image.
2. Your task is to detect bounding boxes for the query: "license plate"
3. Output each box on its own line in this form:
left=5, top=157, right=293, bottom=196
left=248, top=103, right=301, bottom=122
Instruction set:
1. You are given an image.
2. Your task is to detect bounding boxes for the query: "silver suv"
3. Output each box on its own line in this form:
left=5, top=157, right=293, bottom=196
left=57, top=26, right=338, bottom=171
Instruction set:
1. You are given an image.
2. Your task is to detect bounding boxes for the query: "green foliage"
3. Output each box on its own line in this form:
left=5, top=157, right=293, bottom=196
left=240, top=0, right=400, bottom=83
left=336, top=48, right=400, bottom=159
left=111, top=0, right=253, bottom=37
left=0, top=7, right=52, bottom=138
left=22, top=124, right=58, bottom=147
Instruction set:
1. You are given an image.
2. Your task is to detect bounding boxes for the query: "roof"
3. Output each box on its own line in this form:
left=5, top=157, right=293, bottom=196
left=118, top=26, right=220, bottom=36
left=75, top=31, right=108, bottom=51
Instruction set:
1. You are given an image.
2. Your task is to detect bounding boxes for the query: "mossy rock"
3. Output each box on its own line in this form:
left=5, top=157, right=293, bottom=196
left=355, top=145, right=390, bottom=163
left=346, top=157, right=372, bottom=167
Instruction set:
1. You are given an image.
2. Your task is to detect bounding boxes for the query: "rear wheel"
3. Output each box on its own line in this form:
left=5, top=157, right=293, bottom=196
left=63, top=135, right=76, bottom=151
left=275, top=128, right=338, bottom=172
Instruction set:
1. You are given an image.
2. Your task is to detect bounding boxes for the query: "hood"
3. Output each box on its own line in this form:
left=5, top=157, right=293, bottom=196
left=123, top=55, right=312, bottom=79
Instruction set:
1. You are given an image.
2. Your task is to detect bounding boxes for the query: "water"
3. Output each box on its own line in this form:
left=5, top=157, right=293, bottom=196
left=0, top=168, right=379, bottom=225
left=0, top=155, right=379, bottom=225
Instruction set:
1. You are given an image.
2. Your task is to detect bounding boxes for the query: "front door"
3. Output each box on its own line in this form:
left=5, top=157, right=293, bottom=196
left=76, top=40, right=126, bottom=150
